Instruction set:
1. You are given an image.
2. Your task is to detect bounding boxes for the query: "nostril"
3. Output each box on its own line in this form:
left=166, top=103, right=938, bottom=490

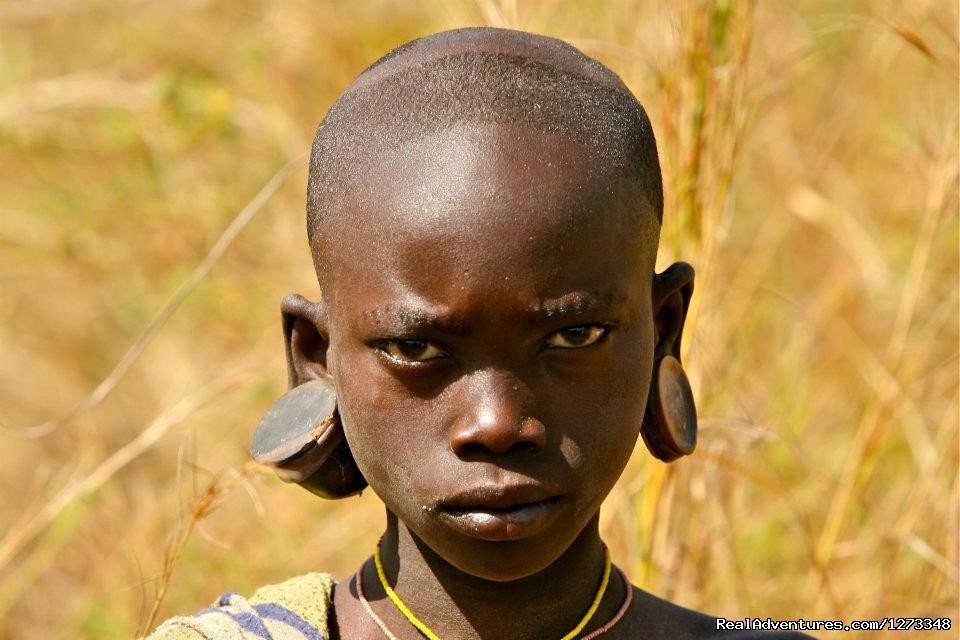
left=510, top=441, right=539, bottom=454
left=457, top=442, right=488, bottom=458
left=518, top=417, right=546, bottom=450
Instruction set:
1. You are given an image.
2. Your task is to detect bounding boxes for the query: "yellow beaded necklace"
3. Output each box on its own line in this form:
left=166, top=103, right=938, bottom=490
left=372, top=540, right=613, bottom=640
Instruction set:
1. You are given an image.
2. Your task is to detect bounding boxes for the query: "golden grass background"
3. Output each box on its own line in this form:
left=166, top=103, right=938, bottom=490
left=0, top=1, right=957, bottom=638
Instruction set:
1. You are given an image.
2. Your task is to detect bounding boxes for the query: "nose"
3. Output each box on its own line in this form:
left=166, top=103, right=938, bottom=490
left=449, top=369, right=547, bottom=458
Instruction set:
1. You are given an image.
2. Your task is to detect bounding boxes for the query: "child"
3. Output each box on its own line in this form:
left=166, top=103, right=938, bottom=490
left=149, top=27, right=810, bottom=640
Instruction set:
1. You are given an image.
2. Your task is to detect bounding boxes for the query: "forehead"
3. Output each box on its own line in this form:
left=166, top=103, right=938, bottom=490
left=363, top=124, right=598, bottom=230
left=315, top=123, right=658, bottom=309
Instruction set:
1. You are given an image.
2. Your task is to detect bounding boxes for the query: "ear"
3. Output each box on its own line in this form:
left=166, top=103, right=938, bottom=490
left=651, top=262, right=695, bottom=362
left=281, top=293, right=331, bottom=389
left=642, top=262, right=698, bottom=462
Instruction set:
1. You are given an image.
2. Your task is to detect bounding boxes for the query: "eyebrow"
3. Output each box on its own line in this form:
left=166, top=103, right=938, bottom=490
left=361, top=303, right=470, bottom=335
left=528, top=291, right=627, bottom=323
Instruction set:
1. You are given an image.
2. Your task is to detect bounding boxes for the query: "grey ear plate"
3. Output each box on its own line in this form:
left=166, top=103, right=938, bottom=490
left=250, top=379, right=341, bottom=483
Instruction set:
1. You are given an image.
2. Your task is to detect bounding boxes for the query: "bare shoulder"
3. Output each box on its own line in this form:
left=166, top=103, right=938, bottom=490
left=612, top=586, right=816, bottom=640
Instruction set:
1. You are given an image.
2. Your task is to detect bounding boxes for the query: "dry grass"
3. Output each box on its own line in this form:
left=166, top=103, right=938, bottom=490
left=0, top=1, right=956, bottom=638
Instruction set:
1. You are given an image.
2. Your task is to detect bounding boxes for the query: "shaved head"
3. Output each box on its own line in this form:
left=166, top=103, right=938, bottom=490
left=306, top=27, right=663, bottom=258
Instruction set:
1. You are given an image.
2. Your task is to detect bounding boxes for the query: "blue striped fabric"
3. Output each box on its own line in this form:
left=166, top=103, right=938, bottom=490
left=146, top=572, right=335, bottom=640
left=252, top=603, right=325, bottom=640
left=191, top=593, right=321, bottom=639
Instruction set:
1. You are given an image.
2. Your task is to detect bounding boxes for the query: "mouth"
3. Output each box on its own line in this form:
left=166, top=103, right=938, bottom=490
left=434, top=487, right=564, bottom=542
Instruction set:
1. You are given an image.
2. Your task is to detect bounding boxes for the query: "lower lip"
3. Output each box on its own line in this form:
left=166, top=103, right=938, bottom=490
left=435, top=497, right=564, bottom=542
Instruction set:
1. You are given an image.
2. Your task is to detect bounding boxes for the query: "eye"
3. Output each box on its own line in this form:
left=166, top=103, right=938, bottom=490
left=378, top=339, right=446, bottom=364
left=545, top=325, right=610, bottom=349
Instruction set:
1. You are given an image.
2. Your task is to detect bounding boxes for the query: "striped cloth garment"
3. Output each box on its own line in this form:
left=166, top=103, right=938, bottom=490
left=145, top=572, right=335, bottom=640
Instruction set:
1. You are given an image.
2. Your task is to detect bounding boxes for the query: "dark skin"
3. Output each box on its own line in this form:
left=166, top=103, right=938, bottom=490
left=283, top=123, right=800, bottom=639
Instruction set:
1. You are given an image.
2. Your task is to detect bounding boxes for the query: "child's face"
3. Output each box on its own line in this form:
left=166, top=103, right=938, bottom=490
left=316, top=123, right=659, bottom=581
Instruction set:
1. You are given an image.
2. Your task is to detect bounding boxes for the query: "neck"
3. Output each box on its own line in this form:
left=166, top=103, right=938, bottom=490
left=367, top=511, right=617, bottom=640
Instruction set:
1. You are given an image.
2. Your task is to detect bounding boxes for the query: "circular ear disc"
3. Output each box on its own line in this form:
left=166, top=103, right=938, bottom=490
left=640, top=355, right=697, bottom=462
left=250, top=379, right=367, bottom=499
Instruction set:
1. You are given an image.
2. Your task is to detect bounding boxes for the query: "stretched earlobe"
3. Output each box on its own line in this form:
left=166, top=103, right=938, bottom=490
left=640, top=355, right=697, bottom=462
left=248, top=293, right=367, bottom=499
left=641, top=262, right=697, bottom=462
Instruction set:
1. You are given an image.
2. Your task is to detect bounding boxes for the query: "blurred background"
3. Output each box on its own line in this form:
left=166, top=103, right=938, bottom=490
left=0, top=1, right=956, bottom=638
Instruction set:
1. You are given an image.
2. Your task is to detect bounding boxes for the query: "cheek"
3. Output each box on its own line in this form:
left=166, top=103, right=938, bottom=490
left=557, top=321, right=654, bottom=495
left=331, top=345, right=437, bottom=506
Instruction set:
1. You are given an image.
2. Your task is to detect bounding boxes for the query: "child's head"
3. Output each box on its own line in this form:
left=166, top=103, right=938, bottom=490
left=278, top=27, right=694, bottom=582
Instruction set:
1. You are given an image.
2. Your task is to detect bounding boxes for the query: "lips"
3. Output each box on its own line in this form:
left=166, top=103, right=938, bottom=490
left=434, top=485, right=564, bottom=542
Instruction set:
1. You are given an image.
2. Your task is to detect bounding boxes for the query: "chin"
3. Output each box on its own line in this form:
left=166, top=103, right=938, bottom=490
left=449, top=547, right=564, bottom=582
left=415, top=527, right=577, bottom=583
